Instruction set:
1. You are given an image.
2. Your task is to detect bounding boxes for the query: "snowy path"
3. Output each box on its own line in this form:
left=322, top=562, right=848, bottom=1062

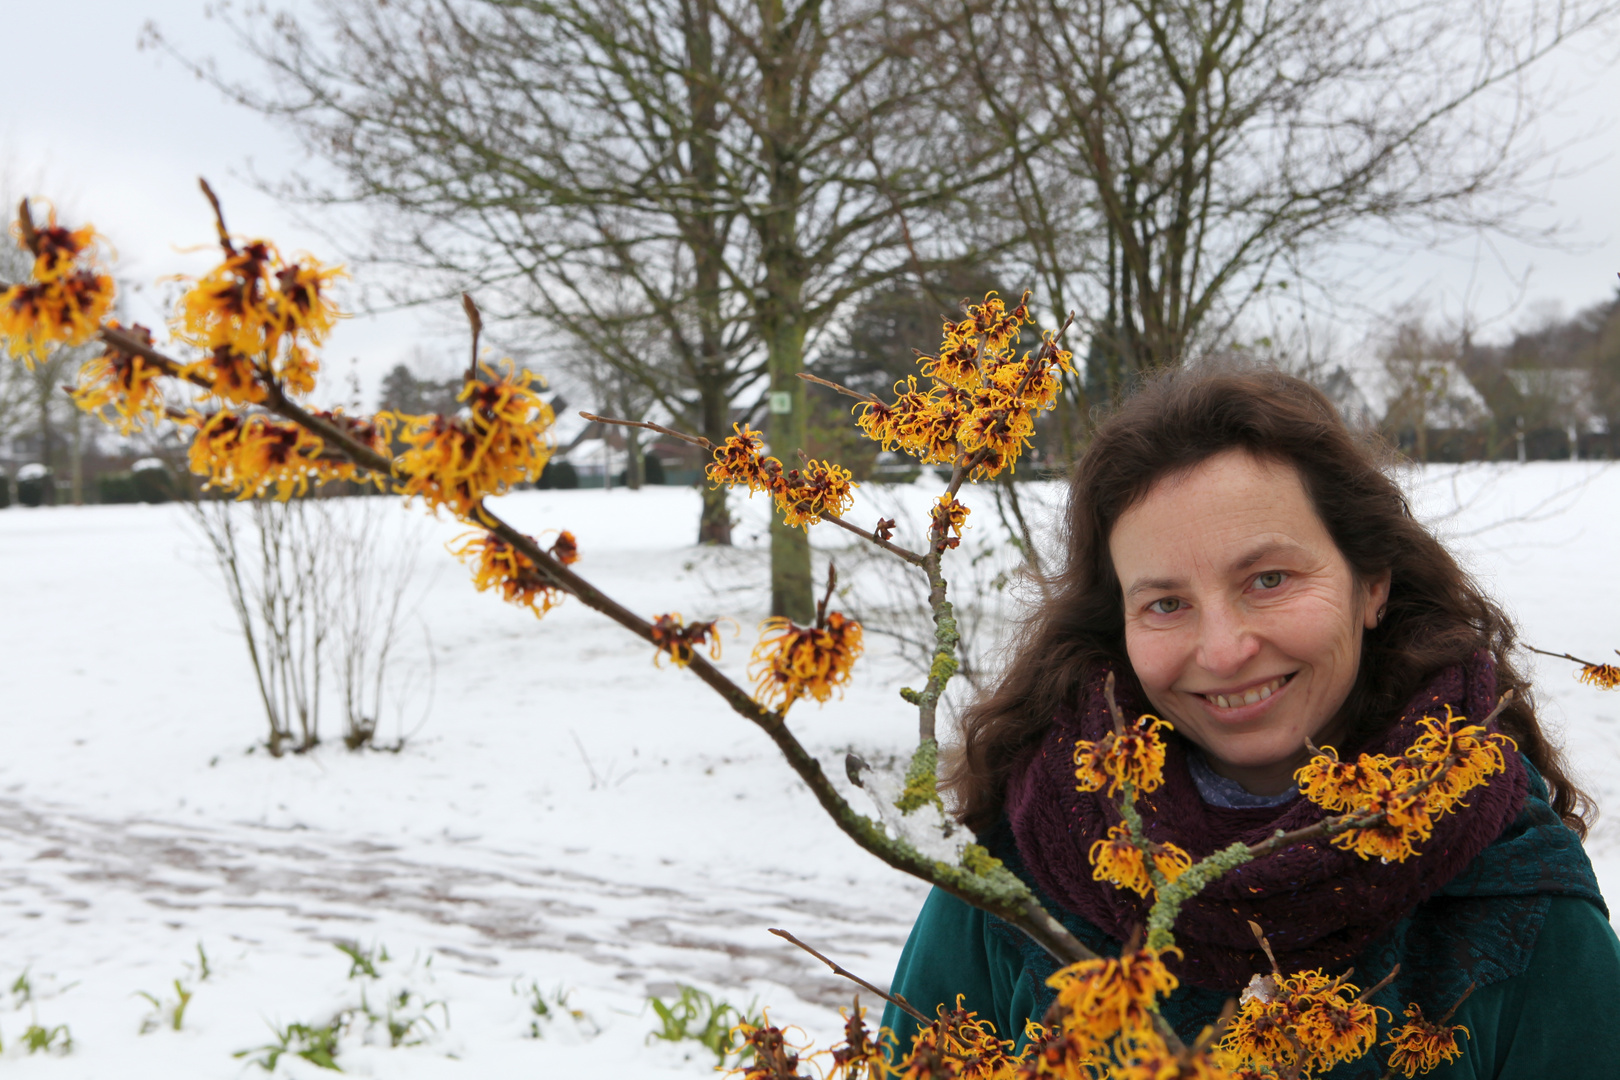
left=0, top=794, right=913, bottom=1014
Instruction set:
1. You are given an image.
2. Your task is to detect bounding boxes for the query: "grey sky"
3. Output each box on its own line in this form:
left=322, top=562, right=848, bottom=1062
left=4, top=0, right=1619, bottom=406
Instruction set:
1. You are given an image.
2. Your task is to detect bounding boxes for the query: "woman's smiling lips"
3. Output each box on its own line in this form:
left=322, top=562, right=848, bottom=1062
left=1188, top=673, right=1297, bottom=720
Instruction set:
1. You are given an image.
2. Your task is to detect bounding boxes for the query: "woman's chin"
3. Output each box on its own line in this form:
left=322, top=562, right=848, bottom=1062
left=1198, top=737, right=1312, bottom=783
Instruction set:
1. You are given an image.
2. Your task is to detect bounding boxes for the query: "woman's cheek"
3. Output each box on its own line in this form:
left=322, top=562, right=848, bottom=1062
left=1123, top=621, right=1185, bottom=698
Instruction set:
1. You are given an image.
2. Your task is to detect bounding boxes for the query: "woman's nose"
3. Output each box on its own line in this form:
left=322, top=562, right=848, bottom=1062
left=1195, top=599, right=1260, bottom=676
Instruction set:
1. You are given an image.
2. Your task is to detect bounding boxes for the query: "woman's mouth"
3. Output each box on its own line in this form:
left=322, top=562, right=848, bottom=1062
left=1198, top=673, right=1295, bottom=710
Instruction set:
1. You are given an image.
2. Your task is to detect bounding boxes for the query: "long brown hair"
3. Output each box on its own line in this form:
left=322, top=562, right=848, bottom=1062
left=945, top=367, right=1594, bottom=837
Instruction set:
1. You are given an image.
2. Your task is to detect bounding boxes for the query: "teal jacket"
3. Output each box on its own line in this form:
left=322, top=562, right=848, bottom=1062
left=883, top=764, right=1619, bottom=1077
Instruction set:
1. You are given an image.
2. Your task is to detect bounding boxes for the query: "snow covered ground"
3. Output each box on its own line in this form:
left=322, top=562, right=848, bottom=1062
left=1, top=463, right=1618, bottom=1077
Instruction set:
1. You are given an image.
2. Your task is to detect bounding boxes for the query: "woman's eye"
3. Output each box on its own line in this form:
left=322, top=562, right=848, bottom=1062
left=1148, top=597, right=1183, bottom=615
left=1256, top=571, right=1285, bottom=590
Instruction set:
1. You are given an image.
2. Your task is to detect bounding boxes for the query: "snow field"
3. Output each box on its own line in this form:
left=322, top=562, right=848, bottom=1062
left=0, top=463, right=1616, bottom=1076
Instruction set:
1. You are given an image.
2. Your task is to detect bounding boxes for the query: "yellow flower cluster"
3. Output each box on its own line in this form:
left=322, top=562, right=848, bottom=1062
left=70, top=323, right=166, bottom=434
left=749, top=611, right=864, bottom=713
left=852, top=291, right=1072, bottom=480
left=173, top=239, right=342, bottom=396
left=1074, top=715, right=1173, bottom=797
left=450, top=530, right=575, bottom=618
left=824, top=1004, right=888, bottom=1080
left=648, top=613, right=727, bottom=668
left=728, top=1018, right=809, bottom=1080
left=1216, top=970, right=1384, bottom=1078
left=0, top=214, right=115, bottom=364
left=186, top=410, right=331, bottom=500
left=392, top=362, right=555, bottom=516
left=1382, top=1002, right=1468, bottom=1076
left=897, top=1000, right=1026, bottom=1080
left=705, top=425, right=857, bottom=529
left=1294, top=706, right=1514, bottom=862
left=1089, top=823, right=1193, bottom=898
left=181, top=347, right=271, bottom=405
left=1044, top=948, right=1182, bottom=1062
left=1577, top=662, right=1620, bottom=690
left=931, top=495, right=970, bottom=549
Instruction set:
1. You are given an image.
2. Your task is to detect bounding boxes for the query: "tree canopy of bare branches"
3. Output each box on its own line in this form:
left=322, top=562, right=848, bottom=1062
left=168, top=0, right=1009, bottom=620
left=962, top=0, right=1614, bottom=427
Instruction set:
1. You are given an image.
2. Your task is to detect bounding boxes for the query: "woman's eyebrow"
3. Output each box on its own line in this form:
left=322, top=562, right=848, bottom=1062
left=1233, top=540, right=1307, bottom=571
left=1124, top=575, right=1184, bottom=600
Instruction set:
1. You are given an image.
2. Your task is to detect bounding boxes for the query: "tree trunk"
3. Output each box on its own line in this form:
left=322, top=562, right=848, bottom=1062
left=36, top=375, right=54, bottom=505
left=758, top=0, right=813, bottom=623
left=697, top=370, right=732, bottom=544
left=69, top=405, right=84, bottom=505
left=684, top=0, right=732, bottom=546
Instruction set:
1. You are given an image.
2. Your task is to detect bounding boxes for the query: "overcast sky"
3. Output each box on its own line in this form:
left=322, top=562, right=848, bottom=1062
left=5, top=0, right=1619, bottom=406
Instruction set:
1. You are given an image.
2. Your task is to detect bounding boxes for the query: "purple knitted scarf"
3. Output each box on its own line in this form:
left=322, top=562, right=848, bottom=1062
left=1005, top=654, right=1527, bottom=992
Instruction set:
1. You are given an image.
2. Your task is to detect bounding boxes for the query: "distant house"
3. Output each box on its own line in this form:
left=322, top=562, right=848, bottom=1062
left=1380, top=360, right=1492, bottom=462
left=1504, top=367, right=1608, bottom=458
left=1314, top=366, right=1376, bottom=429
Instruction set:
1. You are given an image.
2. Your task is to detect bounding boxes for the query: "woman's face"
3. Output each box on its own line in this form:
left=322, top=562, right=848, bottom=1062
left=1108, top=450, right=1390, bottom=795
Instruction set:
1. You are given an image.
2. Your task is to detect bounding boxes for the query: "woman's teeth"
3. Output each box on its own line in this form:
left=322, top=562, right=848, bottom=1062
left=1206, top=675, right=1289, bottom=710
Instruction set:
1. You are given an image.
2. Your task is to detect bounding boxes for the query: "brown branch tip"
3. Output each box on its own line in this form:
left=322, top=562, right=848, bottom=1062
left=198, top=178, right=232, bottom=253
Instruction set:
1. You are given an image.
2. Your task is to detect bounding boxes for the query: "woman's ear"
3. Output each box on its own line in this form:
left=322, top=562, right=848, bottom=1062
left=1363, top=569, right=1393, bottom=629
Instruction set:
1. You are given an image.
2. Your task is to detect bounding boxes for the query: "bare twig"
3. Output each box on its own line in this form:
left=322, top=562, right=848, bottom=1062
left=1357, top=963, right=1401, bottom=1003
left=1439, top=981, right=1476, bottom=1023
left=1526, top=645, right=1608, bottom=669
left=580, top=411, right=714, bottom=451
left=814, top=562, right=837, bottom=630
left=1104, top=670, right=1127, bottom=735
left=769, top=928, right=929, bottom=1024
left=198, top=178, right=233, bottom=254
left=819, top=511, right=928, bottom=566
left=1247, top=920, right=1281, bottom=976
left=796, top=370, right=884, bottom=404
left=461, top=292, right=483, bottom=384
left=16, top=198, right=39, bottom=255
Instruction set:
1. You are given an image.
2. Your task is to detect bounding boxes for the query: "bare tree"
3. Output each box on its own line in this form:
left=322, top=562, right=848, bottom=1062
left=325, top=498, right=435, bottom=750
left=186, top=492, right=431, bottom=754
left=959, top=0, right=1616, bottom=430
left=188, top=496, right=328, bottom=754
left=156, top=0, right=1007, bottom=619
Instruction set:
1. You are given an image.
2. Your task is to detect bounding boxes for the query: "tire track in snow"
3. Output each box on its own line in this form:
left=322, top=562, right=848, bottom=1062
left=0, top=797, right=921, bottom=1010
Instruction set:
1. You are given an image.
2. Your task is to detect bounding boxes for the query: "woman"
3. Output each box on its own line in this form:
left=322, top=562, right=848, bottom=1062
left=882, top=369, right=1619, bottom=1077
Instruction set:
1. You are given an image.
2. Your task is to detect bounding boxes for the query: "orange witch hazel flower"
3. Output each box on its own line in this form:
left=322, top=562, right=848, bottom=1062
left=392, top=362, right=555, bottom=516
left=1073, top=714, right=1173, bottom=796
left=449, top=530, right=575, bottom=618
left=704, top=425, right=857, bottom=528
left=648, top=613, right=730, bottom=668
left=823, top=1002, right=888, bottom=1080
left=1044, top=948, right=1180, bottom=1059
left=727, top=1017, right=811, bottom=1080
left=0, top=210, right=116, bottom=364
left=1295, top=706, right=1514, bottom=863
left=931, top=495, right=970, bottom=548
left=896, top=999, right=1025, bottom=1080
left=1216, top=969, right=1384, bottom=1078
left=69, top=323, right=167, bottom=433
left=850, top=291, right=1072, bottom=480
left=1089, top=823, right=1192, bottom=898
left=1383, top=1002, right=1469, bottom=1076
left=173, top=239, right=343, bottom=371
left=1578, top=662, right=1620, bottom=689
left=749, top=611, right=863, bottom=713
left=186, top=409, right=331, bottom=500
